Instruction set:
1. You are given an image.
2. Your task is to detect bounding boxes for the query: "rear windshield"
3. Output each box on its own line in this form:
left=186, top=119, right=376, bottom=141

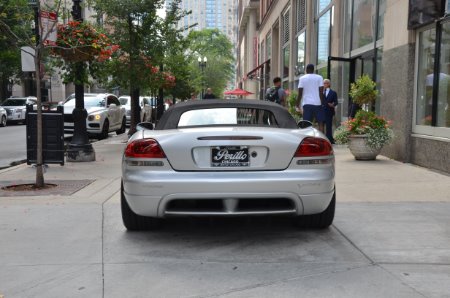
left=178, top=108, right=278, bottom=128
left=119, top=97, right=129, bottom=105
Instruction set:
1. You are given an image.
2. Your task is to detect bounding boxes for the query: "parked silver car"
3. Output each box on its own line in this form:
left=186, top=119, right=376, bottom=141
left=0, top=106, right=7, bottom=127
left=121, top=99, right=335, bottom=230
left=118, top=95, right=153, bottom=126
left=1, top=97, right=37, bottom=124
left=63, top=93, right=127, bottom=139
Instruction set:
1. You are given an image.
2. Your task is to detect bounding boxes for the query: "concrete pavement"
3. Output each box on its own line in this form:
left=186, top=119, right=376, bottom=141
left=0, top=135, right=449, bottom=298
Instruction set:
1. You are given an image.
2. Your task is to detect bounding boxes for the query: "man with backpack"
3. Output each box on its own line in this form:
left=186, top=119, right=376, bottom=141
left=265, top=77, right=287, bottom=107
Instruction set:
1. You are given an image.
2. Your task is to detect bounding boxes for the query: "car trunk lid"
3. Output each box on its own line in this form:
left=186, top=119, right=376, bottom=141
left=143, top=127, right=306, bottom=171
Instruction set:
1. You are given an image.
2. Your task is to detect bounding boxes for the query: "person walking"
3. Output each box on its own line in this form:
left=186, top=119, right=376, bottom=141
left=203, top=88, right=216, bottom=99
left=295, top=64, right=325, bottom=133
left=323, top=79, right=338, bottom=143
left=265, top=77, right=287, bottom=107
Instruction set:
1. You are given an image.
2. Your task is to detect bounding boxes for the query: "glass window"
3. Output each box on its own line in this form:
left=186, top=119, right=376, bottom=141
left=178, top=108, right=279, bottom=127
left=283, top=46, right=290, bottom=78
left=416, top=28, right=435, bottom=126
left=318, top=0, right=331, bottom=13
left=266, top=34, right=272, bottom=59
left=317, top=67, right=328, bottom=79
left=344, top=0, right=352, bottom=53
left=437, top=21, right=450, bottom=128
left=296, top=32, right=306, bottom=75
left=317, top=10, right=331, bottom=65
left=375, top=47, right=383, bottom=114
left=377, top=0, right=386, bottom=40
left=352, top=0, right=376, bottom=49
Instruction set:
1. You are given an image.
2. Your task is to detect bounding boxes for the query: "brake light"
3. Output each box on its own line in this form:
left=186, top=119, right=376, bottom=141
left=295, top=137, right=333, bottom=157
left=125, top=139, right=166, bottom=158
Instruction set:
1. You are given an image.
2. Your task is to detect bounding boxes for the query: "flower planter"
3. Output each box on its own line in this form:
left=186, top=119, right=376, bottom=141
left=57, top=47, right=100, bottom=62
left=348, top=134, right=381, bottom=160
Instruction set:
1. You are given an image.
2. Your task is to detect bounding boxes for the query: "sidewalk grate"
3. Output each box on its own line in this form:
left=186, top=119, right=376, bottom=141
left=0, top=180, right=94, bottom=197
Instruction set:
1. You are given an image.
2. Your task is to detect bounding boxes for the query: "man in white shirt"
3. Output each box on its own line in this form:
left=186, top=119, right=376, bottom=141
left=296, top=64, right=325, bottom=133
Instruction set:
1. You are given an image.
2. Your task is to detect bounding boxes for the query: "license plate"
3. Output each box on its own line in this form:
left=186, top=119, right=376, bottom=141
left=211, top=146, right=249, bottom=167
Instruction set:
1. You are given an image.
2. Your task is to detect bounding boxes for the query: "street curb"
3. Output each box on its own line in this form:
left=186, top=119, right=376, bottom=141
left=0, top=161, right=27, bottom=174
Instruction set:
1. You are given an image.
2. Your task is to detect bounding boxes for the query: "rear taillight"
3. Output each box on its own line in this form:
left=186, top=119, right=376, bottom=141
left=294, top=137, right=333, bottom=157
left=125, top=138, right=166, bottom=158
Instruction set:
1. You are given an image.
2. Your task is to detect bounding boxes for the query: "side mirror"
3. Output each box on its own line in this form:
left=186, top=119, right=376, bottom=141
left=298, top=120, right=313, bottom=129
left=136, top=122, right=154, bottom=131
left=109, top=103, right=117, bottom=108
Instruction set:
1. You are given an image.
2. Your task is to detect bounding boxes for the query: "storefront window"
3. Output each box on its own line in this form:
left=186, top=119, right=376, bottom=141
left=296, top=32, right=306, bottom=75
left=437, top=22, right=450, bottom=128
left=375, top=47, right=383, bottom=114
left=283, top=46, right=290, bottom=78
left=266, top=34, right=272, bottom=59
left=416, top=28, right=435, bottom=126
left=377, top=0, right=386, bottom=40
left=317, top=9, right=330, bottom=65
left=344, top=0, right=352, bottom=53
left=352, top=0, right=376, bottom=49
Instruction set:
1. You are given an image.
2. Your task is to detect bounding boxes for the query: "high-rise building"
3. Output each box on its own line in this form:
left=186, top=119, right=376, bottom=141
left=166, top=0, right=238, bottom=89
left=167, top=0, right=238, bottom=42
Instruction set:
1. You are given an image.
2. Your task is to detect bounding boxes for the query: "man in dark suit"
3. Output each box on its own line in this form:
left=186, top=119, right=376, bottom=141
left=323, top=79, right=338, bottom=144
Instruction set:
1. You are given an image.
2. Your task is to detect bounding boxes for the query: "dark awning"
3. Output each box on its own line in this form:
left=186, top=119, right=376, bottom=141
left=246, top=59, right=270, bottom=78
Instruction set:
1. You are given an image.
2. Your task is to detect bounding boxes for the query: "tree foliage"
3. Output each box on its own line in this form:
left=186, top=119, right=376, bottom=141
left=187, top=29, right=235, bottom=98
left=0, top=0, right=33, bottom=100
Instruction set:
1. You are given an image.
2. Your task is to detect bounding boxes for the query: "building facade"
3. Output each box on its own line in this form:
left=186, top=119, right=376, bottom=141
left=238, top=0, right=450, bottom=173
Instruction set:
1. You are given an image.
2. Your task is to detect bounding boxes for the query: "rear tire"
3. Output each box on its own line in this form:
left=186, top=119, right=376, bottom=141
left=116, top=117, right=126, bottom=135
left=0, top=115, right=6, bottom=127
left=295, top=190, right=335, bottom=229
left=121, top=182, right=161, bottom=231
left=100, top=119, right=109, bottom=139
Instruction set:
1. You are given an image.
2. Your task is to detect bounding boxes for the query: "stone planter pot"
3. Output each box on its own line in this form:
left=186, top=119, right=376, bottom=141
left=348, top=134, right=381, bottom=160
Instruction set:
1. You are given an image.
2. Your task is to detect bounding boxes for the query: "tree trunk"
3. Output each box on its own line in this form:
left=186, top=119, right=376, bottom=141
left=34, top=45, right=44, bottom=187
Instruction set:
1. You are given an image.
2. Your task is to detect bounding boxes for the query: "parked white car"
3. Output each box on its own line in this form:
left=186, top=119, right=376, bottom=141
left=118, top=95, right=153, bottom=126
left=1, top=97, right=37, bottom=124
left=0, top=106, right=7, bottom=127
left=63, top=93, right=126, bottom=139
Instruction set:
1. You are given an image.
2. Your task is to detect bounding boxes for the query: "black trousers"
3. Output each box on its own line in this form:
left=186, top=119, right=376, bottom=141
left=325, top=110, right=335, bottom=143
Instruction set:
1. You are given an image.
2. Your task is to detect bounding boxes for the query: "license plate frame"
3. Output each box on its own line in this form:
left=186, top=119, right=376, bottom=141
left=211, top=146, right=249, bottom=167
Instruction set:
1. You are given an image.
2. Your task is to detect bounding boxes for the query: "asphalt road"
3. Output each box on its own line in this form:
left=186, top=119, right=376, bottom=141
left=0, top=123, right=26, bottom=169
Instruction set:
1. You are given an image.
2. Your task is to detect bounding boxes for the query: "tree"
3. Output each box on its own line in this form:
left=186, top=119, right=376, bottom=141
left=93, top=0, right=165, bottom=134
left=0, top=0, right=32, bottom=101
left=0, top=0, right=64, bottom=187
left=158, top=0, right=195, bottom=102
left=187, top=29, right=235, bottom=98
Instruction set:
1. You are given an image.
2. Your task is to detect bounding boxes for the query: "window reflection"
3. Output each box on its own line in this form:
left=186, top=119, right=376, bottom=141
left=352, top=0, right=376, bottom=49
left=318, top=0, right=331, bottom=13
left=283, top=47, right=290, bottom=78
left=317, top=10, right=330, bottom=65
left=437, top=22, right=450, bottom=127
left=297, top=32, right=306, bottom=75
left=377, top=0, right=386, bottom=40
left=416, top=28, right=435, bottom=126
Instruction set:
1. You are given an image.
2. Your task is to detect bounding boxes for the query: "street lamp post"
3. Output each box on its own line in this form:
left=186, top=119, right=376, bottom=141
left=66, top=0, right=95, bottom=162
left=198, top=56, right=207, bottom=99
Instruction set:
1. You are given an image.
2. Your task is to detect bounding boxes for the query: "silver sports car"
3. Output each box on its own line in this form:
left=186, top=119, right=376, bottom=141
left=122, top=99, right=335, bottom=230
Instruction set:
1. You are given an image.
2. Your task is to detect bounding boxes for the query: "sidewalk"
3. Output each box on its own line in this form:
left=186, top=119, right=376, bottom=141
left=0, top=134, right=127, bottom=202
left=1, top=138, right=450, bottom=298
left=0, top=139, right=447, bottom=203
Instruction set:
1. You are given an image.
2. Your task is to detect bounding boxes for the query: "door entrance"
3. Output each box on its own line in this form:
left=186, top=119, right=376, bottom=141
left=327, top=51, right=376, bottom=120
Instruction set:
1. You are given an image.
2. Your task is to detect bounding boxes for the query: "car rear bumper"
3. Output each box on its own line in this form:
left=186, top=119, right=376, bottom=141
left=122, top=166, right=335, bottom=218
